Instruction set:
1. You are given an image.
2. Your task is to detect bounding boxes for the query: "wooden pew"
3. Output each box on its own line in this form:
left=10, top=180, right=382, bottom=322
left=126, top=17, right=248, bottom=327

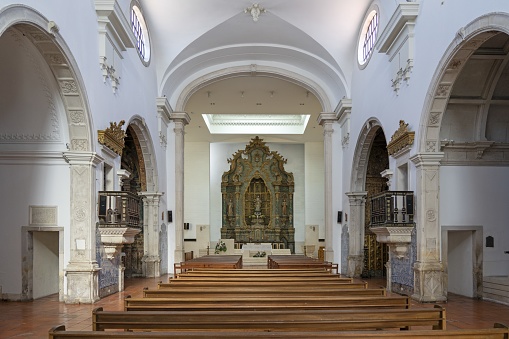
left=92, top=305, right=445, bottom=331
left=49, top=323, right=509, bottom=339
left=124, top=295, right=410, bottom=311
left=157, top=281, right=369, bottom=290
left=143, top=286, right=387, bottom=298
left=172, top=275, right=349, bottom=282
left=268, top=255, right=338, bottom=273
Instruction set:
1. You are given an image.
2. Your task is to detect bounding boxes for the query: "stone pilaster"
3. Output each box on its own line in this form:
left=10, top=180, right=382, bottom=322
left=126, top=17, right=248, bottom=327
left=345, top=191, right=367, bottom=278
left=410, top=152, right=447, bottom=302
left=169, top=112, right=190, bottom=264
left=318, top=113, right=338, bottom=262
left=139, top=192, right=164, bottom=277
left=62, top=151, right=103, bottom=304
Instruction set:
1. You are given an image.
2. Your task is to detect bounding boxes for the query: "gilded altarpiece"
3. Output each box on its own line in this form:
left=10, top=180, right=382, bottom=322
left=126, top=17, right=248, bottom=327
left=221, top=137, right=295, bottom=253
left=363, top=130, right=389, bottom=278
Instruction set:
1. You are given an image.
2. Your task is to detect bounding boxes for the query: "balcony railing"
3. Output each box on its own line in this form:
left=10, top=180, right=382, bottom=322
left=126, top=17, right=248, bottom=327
left=370, top=191, right=414, bottom=227
left=98, top=191, right=142, bottom=228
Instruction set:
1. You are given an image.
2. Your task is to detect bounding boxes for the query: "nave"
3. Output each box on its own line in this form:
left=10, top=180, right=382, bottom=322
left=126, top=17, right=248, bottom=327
left=1, top=269, right=509, bottom=339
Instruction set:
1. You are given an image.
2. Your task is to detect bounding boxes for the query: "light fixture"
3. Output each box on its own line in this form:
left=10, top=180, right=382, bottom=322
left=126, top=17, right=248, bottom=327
left=270, top=91, right=274, bottom=97
left=241, top=91, right=244, bottom=97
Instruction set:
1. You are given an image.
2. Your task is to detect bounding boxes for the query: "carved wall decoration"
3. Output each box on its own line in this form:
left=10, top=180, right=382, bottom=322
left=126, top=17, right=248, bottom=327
left=98, top=120, right=126, bottom=156
left=387, top=120, right=415, bottom=156
left=29, top=205, right=58, bottom=226
left=220, top=136, right=295, bottom=252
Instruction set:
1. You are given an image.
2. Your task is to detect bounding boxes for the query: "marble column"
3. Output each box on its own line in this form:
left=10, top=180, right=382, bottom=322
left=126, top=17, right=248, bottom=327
left=169, top=112, right=190, bottom=264
left=318, top=113, right=338, bottom=262
left=62, top=151, right=103, bottom=304
left=345, top=191, right=367, bottom=278
left=139, top=192, right=164, bottom=277
left=410, top=152, right=447, bottom=302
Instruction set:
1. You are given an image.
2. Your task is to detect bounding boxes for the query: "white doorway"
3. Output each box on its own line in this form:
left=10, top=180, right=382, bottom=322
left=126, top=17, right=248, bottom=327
left=22, top=226, right=64, bottom=301
left=441, top=226, right=483, bottom=298
left=33, top=231, right=59, bottom=298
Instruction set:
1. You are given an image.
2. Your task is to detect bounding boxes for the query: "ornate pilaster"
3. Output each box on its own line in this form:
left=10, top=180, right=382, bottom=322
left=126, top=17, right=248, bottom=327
left=169, top=112, right=191, bottom=264
left=139, top=192, right=164, bottom=277
left=318, top=113, right=338, bottom=262
left=345, top=191, right=367, bottom=278
left=62, top=151, right=103, bottom=304
left=410, top=152, right=447, bottom=302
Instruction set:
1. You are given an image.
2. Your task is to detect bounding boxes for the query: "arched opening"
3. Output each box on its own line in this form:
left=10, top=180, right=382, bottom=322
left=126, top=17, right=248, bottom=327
left=363, top=128, right=389, bottom=278
left=419, top=13, right=509, bottom=301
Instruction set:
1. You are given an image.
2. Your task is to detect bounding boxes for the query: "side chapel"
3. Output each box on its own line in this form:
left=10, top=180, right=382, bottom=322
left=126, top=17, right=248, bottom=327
left=221, top=137, right=295, bottom=252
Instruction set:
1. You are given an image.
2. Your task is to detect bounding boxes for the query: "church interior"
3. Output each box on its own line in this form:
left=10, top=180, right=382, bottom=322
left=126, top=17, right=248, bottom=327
left=1, top=0, right=509, bottom=337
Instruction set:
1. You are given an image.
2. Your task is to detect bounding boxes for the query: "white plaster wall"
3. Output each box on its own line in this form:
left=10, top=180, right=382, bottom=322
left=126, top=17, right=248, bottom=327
left=184, top=142, right=210, bottom=240
left=440, top=166, right=509, bottom=276
left=209, top=142, right=306, bottom=243
left=0, top=163, right=69, bottom=295
left=304, top=142, right=324, bottom=236
left=33, top=231, right=59, bottom=299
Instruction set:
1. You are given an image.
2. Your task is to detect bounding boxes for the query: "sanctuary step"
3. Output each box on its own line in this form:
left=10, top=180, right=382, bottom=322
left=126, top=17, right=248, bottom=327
left=484, top=276, right=509, bottom=305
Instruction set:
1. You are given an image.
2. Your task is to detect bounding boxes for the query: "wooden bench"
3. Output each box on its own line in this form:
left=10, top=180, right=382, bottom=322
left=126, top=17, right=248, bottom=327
left=174, top=255, right=243, bottom=276
left=143, top=286, right=386, bottom=298
left=49, top=323, right=509, bottom=339
left=267, top=255, right=339, bottom=273
left=124, top=295, right=410, bottom=311
left=157, top=281, right=369, bottom=290
left=92, top=305, right=445, bottom=331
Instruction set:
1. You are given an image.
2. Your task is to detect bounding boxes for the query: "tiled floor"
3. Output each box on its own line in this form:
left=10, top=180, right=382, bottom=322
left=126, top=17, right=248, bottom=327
left=0, top=275, right=508, bottom=338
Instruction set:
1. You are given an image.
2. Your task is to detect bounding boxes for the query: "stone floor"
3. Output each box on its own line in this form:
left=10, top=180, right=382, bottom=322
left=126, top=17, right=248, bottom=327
left=0, top=274, right=508, bottom=338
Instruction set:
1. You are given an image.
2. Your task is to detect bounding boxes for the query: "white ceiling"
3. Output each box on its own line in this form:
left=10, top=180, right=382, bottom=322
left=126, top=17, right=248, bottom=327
left=141, top=0, right=373, bottom=142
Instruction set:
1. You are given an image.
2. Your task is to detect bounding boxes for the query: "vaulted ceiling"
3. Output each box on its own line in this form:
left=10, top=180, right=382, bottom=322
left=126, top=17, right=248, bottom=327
left=141, top=0, right=373, bottom=142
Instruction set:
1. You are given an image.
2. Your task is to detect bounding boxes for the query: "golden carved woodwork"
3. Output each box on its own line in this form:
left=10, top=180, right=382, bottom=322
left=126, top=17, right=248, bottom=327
left=98, top=120, right=126, bottom=156
left=387, top=120, right=415, bottom=156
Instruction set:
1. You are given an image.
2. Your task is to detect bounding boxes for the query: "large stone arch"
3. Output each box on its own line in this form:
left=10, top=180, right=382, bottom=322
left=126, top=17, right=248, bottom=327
left=410, top=13, right=509, bottom=302
left=346, top=118, right=384, bottom=277
left=418, top=13, right=507, bottom=152
left=0, top=5, right=94, bottom=151
left=126, top=115, right=159, bottom=191
left=173, top=65, right=331, bottom=113
left=0, top=5, right=99, bottom=303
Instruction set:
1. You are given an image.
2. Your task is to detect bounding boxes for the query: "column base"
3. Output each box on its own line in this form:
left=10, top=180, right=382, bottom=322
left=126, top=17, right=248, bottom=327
left=324, top=248, right=334, bottom=263
left=142, top=255, right=161, bottom=277
left=64, top=262, right=101, bottom=304
left=347, top=254, right=364, bottom=278
left=411, top=261, right=447, bottom=302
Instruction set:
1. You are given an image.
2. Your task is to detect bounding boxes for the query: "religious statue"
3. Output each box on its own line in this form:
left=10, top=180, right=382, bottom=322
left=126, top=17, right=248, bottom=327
left=282, top=197, right=287, bottom=216
left=227, top=197, right=234, bottom=216
left=254, top=195, right=262, bottom=213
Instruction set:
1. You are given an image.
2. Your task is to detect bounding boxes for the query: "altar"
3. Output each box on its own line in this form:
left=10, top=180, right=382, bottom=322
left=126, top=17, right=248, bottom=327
left=242, top=242, right=272, bottom=266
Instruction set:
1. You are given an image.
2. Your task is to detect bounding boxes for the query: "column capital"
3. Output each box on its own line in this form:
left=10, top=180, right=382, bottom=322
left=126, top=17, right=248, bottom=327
left=156, top=97, right=171, bottom=122
left=336, top=98, right=352, bottom=121
left=317, top=112, right=338, bottom=126
left=138, top=191, right=164, bottom=201
left=169, top=112, right=191, bottom=126
left=346, top=191, right=368, bottom=204
left=63, top=151, right=103, bottom=167
left=410, top=152, right=444, bottom=167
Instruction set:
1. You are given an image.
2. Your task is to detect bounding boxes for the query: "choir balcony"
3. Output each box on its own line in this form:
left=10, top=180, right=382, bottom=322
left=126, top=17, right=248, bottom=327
left=97, top=191, right=142, bottom=259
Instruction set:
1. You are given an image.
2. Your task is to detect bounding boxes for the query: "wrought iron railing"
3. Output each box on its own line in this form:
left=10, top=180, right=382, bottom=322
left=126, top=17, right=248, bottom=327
left=98, top=191, right=142, bottom=228
left=370, top=191, right=414, bottom=227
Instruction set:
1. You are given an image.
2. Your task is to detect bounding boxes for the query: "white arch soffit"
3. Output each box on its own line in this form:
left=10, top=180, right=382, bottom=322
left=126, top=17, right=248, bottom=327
left=0, top=5, right=94, bottom=152
left=350, top=118, right=383, bottom=193
left=418, top=12, right=508, bottom=153
left=127, top=115, right=159, bottom=191
left=172, top=64, right=334, bottom=113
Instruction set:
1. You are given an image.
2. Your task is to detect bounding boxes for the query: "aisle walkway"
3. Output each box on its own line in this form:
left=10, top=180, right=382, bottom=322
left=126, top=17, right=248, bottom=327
left=0, top=275, right=508, bottom=338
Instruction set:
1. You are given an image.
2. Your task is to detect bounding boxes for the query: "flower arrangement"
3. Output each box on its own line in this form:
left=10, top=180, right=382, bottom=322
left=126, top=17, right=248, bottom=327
left=214, top=240, right=227, bottom=254
left=253, top=251, right=266, bottom=257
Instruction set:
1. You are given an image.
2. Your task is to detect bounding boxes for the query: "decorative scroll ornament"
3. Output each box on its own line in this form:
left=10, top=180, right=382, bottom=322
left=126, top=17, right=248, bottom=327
left=98, top=120, right=126, bottom=155
left=387, top=120, right=415, bottom=156
left=245, top=3, right=266, bottom=22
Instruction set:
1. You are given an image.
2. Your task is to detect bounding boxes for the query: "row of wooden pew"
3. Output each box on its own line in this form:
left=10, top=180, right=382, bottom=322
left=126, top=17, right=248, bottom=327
left=49, top=256, right=508, bottom=338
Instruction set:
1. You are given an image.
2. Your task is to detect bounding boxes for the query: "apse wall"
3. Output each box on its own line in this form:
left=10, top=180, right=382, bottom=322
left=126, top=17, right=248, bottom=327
left=440, top=166, right=509, bottom=277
